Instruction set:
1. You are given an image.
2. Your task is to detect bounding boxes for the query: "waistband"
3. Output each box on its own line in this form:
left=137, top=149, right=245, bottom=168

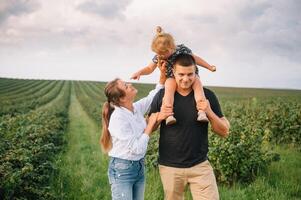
left=110, top=157, right=144, bottom=164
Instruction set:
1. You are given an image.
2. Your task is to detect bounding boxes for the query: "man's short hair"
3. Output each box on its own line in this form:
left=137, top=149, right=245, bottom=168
left=173, top=53, right=196, bottom=67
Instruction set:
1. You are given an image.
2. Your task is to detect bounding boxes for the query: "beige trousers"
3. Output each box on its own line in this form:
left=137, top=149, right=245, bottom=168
left=159, top=160, right=219, bottom=200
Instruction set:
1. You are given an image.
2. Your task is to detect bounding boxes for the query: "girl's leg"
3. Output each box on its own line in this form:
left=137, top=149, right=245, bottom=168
left=193, top=76, right=208, bottom=122
left=162, top=78, right=177, bottom=125
left=163, top=78, right=176, bottom=108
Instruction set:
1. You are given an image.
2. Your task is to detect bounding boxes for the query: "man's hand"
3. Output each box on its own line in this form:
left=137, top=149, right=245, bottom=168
left=196, top=99, right=211, bottom=113
left=158, top=104, right=173, bottom=122
left=197, top=99, right=230, bottom=137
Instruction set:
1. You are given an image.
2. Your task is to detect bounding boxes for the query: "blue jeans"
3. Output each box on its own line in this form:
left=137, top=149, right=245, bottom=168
left=108, top=157, right=145, bottom=200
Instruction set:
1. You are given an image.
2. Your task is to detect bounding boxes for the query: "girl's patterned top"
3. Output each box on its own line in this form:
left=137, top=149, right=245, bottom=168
left=152, top=44, right=199, bottom=78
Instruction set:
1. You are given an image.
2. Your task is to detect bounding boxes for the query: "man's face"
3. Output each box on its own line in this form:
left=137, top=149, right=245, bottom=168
left=173, top=64, right=196, bottom=90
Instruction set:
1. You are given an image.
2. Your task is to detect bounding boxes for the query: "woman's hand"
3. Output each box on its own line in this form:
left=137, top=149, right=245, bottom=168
left=145, top=106, right=173, bottom=135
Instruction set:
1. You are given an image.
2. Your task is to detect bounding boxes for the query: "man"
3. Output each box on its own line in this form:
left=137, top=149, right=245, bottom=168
left=149, top=53, right=230, bottom=200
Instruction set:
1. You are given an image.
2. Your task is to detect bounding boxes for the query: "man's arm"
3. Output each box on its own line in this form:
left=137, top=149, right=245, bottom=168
left=207, top=113, right=230, bottom=137
left=197, top=100, right=230, bottom=137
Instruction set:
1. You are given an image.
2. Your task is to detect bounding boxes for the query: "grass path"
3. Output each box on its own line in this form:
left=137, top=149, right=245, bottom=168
left=52, top=86, right=110, bottom=199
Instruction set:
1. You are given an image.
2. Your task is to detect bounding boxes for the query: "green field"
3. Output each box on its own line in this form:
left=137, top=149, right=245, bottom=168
left=0, top=77, right=300, bottom=200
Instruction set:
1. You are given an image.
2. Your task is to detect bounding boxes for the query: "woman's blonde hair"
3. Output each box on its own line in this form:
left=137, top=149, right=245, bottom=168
left=100, top=78, right=125, bottom=153
left=151, top=26, right=176, bottom=55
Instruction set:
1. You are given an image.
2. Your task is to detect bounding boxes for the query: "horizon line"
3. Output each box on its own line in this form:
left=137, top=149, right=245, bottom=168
left=0, top=75, right=301, bottom=92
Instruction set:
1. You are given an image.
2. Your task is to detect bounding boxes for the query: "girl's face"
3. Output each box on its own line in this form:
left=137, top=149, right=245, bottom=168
left=157, top=49, right=174, bottom=60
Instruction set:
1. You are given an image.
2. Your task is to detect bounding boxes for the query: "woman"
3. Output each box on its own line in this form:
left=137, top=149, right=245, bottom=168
left=100, top=72, right=169, bottom=200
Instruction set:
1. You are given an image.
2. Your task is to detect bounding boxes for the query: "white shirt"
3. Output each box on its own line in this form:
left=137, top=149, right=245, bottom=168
left=108, top=83, right=163, bottom=161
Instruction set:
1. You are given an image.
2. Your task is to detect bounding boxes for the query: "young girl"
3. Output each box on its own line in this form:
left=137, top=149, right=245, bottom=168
left=131, top=26, right=216, bottom=125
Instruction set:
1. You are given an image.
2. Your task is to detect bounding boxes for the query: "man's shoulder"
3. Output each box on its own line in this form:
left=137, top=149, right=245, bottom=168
left=149, top=88, right=164, bottom=113
left=152, top=88, right=165, bottom=102
left=203, top=87, right=214, bottom=94
left=157, top=88, right=165, bottom=96
left=203, top=87, right=217, bottom=99
left=156, top=87, right=217, bottom=99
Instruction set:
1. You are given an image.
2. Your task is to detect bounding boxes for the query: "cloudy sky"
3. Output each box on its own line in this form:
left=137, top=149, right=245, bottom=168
left=0, top=0, right=300, bottom=89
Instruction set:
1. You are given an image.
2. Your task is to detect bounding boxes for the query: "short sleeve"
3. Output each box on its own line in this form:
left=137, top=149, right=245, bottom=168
left=178, top=44, right=192, bottom=55
left=204, top=89, right=223, bottom=118
left=168, top=44, right=193, bottom=67
left=148, top=89, right=164, bottom=116
left=152, top=55, right=158, bottom=64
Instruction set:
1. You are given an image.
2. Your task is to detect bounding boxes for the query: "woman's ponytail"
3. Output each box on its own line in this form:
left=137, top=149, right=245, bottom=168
left=100, top=78, right=125, bottom=153
left=100, top=101, right=113, bottom=153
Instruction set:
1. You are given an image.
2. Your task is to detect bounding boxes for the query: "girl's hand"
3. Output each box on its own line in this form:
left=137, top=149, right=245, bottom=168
left=157, top=60, right=167, bottom=72
left=210, top=65, right=216, bottom=72
left=157, top=55, right=167, bottom=70
left=158, top=60, right=167, bottom=74
left=157, top=60, right=167, bottom=84
left=160, top=60, right=167, bottom=72
left=130, top=71, right=141, bottom=80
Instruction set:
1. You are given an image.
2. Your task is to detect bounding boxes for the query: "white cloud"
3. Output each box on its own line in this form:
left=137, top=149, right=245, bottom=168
left=0, top=0, right=40, bottom=24
left=0, top=0, right=300, bottom=89
left=77, top=0, right=132, bottom=20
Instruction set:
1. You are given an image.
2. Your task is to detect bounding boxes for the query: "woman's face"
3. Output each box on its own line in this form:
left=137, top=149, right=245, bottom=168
left=117, top=79, right=137, bottom=102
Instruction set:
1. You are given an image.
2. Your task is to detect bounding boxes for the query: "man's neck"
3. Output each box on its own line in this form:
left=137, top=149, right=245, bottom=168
left=176, top=87, right=193, bottom=96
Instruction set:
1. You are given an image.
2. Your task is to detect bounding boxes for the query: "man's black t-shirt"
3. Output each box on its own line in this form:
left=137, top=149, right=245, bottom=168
left=149, top=88, right=223, bottom=168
